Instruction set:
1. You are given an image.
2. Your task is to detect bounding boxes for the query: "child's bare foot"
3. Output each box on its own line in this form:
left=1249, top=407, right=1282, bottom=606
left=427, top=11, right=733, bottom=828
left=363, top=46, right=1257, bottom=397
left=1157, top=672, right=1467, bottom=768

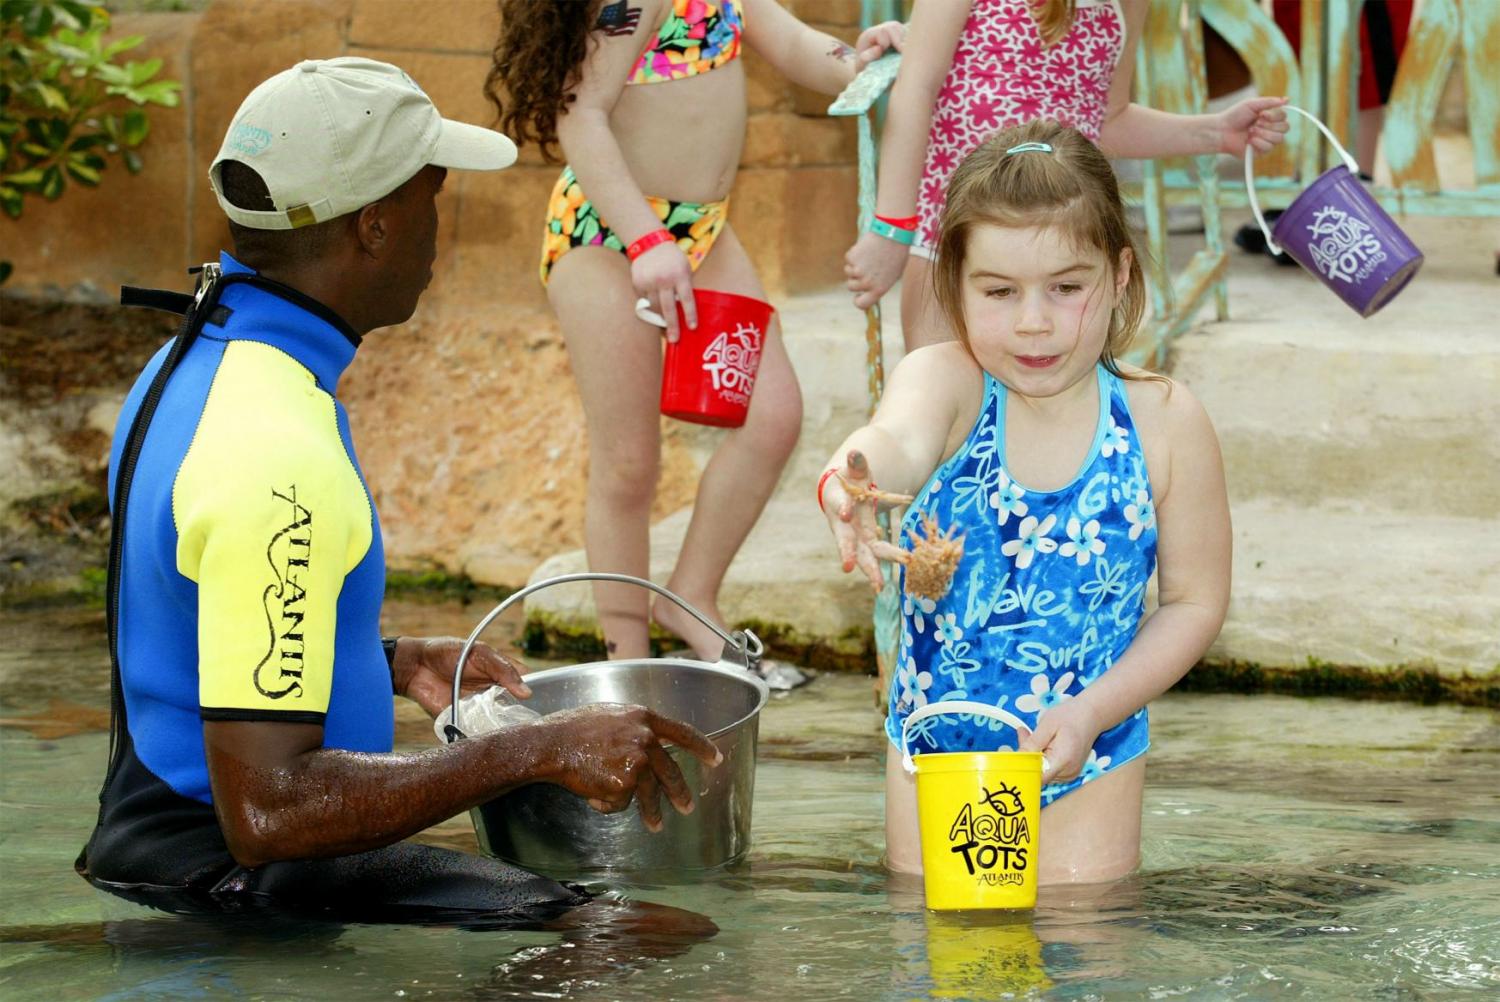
left=651, top=594, right=729, bottom=662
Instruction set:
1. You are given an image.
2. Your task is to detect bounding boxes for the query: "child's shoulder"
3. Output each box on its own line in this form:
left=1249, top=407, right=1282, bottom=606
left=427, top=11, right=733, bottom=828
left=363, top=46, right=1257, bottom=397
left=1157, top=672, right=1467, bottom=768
left=887, top=341, right=984, bottom=416
left=1116, top=365, right=1203, bottom=420
left=895, top=340, right=983, bottom=386
left=1115, top=364, right=1219, bottom=453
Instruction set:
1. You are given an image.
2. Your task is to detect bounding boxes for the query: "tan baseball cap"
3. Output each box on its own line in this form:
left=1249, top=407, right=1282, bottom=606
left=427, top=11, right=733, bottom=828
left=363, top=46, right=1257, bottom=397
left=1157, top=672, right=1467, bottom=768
left=209, top=57, right=517, bottom=230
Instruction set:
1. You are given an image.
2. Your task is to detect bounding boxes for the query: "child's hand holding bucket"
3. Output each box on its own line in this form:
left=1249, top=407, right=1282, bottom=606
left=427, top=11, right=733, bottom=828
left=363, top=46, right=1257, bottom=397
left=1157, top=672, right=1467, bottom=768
left=628, top=236, right=697, bottom=343
left=1213, top=95, right=1290, bottom=156
left=1018, top=698, right=1104, bottom=785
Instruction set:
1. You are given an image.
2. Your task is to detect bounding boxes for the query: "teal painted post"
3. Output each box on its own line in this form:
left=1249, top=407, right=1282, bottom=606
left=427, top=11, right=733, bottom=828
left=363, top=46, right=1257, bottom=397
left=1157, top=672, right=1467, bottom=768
left=1463, top=1, right=1500, bottom=191
left=830, top=54, right=904, bottom=706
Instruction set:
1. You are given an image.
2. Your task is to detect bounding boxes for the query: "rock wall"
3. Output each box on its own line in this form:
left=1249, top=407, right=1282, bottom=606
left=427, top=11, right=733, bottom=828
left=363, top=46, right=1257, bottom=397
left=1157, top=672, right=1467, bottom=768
left=2, top=0, right=866, bottom=587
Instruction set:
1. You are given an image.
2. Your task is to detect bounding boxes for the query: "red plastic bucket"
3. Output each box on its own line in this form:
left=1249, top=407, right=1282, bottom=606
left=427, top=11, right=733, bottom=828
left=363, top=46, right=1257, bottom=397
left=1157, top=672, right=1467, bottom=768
left=1246, top=107, right=1423, bottom=317
left=635, top=289, right=773, bottom=428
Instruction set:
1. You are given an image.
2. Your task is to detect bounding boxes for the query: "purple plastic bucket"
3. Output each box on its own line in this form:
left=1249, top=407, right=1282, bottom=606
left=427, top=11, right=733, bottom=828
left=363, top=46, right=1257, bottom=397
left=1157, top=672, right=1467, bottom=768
left=1246, top=107, right=1423, bottom=317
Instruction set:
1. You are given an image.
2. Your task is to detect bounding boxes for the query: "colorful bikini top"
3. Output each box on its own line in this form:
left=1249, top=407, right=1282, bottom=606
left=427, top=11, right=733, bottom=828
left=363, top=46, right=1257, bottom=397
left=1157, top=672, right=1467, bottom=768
left=625, top=0, right=744, bottom=85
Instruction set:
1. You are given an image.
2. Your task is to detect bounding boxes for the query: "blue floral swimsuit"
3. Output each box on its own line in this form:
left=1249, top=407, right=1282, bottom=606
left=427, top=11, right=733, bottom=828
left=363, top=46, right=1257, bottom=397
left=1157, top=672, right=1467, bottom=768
left=886, top=366, right=1159, bottom=806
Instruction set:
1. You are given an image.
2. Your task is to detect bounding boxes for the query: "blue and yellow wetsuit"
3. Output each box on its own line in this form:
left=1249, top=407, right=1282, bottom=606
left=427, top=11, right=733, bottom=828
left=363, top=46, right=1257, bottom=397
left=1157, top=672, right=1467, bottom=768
left=77, top=253, right=584, bottom=922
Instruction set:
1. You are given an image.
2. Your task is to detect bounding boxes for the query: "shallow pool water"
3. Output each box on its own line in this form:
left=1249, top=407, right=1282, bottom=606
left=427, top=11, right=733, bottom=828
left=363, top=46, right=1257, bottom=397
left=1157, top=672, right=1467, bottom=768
left=2, top=604, right=1497, bottom=1000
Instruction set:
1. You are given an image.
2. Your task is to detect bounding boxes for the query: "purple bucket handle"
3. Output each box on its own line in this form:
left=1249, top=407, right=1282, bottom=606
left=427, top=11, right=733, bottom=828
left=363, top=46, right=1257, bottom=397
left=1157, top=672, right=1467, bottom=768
left=1245, top=106, right=1361, bottom=257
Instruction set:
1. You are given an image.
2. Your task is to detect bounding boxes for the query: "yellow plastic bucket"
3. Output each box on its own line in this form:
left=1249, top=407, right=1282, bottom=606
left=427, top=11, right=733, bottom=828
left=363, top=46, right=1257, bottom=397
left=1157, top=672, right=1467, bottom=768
left=901, top=701, right=1044, bottom=911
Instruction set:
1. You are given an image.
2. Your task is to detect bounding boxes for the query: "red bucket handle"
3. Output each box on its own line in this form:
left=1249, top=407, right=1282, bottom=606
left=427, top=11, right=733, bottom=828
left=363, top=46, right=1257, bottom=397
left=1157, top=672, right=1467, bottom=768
left=1245, top=106, right=1362, bottom=257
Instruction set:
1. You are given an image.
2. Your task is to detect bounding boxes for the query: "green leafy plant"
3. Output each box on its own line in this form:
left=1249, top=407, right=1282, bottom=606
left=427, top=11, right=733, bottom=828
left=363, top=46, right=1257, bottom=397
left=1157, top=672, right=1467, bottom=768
left=1, top=0, right=181, bottom=273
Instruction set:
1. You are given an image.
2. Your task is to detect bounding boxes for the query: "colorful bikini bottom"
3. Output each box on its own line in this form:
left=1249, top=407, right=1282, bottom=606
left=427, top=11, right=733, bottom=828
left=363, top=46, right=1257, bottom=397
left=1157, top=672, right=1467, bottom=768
left=539, top=166, right=729, bottom=285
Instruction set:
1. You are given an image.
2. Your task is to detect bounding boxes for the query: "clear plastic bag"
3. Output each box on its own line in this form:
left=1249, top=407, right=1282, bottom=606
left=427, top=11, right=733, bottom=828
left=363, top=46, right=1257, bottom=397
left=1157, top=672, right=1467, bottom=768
left=434, top=684, right=542, bottom=742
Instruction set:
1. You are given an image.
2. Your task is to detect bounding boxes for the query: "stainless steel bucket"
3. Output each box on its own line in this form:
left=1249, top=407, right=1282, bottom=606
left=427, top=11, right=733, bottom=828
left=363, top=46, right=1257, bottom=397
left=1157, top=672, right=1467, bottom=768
left=446, top=573, right=769, bottom=874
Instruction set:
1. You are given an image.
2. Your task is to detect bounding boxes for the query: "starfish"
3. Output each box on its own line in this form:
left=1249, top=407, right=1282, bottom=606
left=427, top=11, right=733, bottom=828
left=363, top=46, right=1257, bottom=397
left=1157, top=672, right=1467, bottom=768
left=899, top=515, right=966, bottom=602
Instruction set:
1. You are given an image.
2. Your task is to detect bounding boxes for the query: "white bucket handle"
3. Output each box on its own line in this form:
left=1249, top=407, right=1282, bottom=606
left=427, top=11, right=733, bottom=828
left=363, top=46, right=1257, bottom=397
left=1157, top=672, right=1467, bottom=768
left=899, top=700, right=1046, bottom=775
left=634, top=297, right=667, bottom=328
left=1245, top=105, right=1361, bottom=257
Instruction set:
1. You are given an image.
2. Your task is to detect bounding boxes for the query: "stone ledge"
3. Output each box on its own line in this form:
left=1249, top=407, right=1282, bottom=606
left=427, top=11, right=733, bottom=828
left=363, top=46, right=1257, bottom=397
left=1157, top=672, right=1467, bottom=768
left=1214, top=501, right=1500, bottom=675
left=521, top=495, right=879, bottom=670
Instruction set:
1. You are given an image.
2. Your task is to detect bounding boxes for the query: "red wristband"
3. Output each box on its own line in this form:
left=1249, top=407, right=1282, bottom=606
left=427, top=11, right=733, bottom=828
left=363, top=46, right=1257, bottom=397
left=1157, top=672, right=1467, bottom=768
left=816, top=468, right=840, bottom=512
left=626, top=229, right=674, bottom=261
left=874, top=213, right=918, bottom=231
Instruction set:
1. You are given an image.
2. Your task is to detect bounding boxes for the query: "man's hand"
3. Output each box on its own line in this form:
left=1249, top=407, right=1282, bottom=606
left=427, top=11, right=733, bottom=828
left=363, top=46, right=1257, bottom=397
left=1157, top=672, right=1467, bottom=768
left=540, top=704, right=722, bottom=833
left=392, top=636, right=531, bottom=719
left=1019, top=699, right=1105, bottom=785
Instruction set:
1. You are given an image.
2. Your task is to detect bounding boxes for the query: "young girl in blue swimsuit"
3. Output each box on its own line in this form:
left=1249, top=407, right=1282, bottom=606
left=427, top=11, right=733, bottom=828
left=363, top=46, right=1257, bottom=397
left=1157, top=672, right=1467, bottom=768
left=820, top=120, right=1231, bottom=886
left=487, top=1, right=901, bottom=662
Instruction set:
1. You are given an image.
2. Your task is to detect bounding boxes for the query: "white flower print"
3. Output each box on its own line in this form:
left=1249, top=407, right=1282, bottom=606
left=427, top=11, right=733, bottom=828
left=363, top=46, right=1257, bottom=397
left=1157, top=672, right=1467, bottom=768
left=936, top=641, right=981, bottom=686
left=1079, top=748, right=1112, bottom=783
left=933, top=612, right=963, bottom=646
left=893, top=654, right=933, bottom=713
left=903, top=592, right=936, bottom=634
left=1079, top=556, right=1128, bottom=611
left=951, top=467, right=998, bottom=515
left=988, top=469, right=1028, bottom=526
left=1124, top=489, right=1155, bottom=541
left=1058, top=517, right=1106, bottom=566
left=1000, top=513, right=1057, bottom=569
left=1015, top=670, right=1076, bottom=715
left=1100, top=415, right=1130, bottom=458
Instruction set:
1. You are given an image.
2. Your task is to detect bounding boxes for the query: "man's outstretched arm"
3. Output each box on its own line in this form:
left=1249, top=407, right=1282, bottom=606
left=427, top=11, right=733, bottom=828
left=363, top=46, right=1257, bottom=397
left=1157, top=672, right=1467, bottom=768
left=204, top=704, right=720, bottom=868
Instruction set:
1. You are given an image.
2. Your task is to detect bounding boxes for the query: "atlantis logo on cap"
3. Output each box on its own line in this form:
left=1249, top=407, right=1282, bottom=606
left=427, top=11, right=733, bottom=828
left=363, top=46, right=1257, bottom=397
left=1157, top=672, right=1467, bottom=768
left=228, top=124, right=271, bottom=157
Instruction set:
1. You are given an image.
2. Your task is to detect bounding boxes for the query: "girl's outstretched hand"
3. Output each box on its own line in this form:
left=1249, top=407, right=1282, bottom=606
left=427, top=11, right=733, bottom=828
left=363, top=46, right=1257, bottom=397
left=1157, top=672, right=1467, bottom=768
left=854, top=20, right=905, bottom=66
left=845, top=229, right=910, bottom=310
left=1019, top=699, right=1104, bottom=785
left=631, top=240, right=697, bottom=343
left=820, top=449, right=912, bottom=593
left=1216, top=95, right=1291, bottom=156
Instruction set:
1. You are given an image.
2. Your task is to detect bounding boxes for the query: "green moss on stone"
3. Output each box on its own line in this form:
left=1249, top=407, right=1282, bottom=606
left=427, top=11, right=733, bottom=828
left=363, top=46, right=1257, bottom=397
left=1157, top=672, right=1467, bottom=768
left=384, top=569, right=513, bottom=605
left=521, top=612, right=877, bottom=672
left=1176, top=657, right=1496, bottom=708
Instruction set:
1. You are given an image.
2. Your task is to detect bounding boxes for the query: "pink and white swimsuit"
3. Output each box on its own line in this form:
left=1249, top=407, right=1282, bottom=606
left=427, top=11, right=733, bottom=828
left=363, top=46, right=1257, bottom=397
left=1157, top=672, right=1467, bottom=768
left=914, top=0, right=1125, bottom=256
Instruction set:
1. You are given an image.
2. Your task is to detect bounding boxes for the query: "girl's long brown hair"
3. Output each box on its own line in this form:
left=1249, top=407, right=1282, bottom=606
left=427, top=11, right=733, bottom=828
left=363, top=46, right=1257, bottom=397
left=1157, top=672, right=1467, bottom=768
left=484, top=0, right=605, bottom=164
left=932, top=119, right=1154, bottom=381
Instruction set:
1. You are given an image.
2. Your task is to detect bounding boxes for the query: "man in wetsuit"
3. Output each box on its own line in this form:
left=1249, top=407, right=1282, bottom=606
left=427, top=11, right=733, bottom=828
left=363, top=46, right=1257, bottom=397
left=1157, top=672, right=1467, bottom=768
left=76, top=57, right=720, bottom=924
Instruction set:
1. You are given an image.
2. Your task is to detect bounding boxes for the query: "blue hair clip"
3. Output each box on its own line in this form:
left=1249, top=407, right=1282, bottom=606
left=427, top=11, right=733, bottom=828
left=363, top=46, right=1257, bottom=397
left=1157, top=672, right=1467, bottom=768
left=1006, top=142, right=1053, bottom=155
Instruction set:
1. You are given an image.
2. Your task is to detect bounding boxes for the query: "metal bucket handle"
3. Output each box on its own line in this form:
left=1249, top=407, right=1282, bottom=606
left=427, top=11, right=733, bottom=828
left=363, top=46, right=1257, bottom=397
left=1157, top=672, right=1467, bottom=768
left=444, top=572, right=764, bottom=743
left=900, top=700, right=1049, bottom=776
left=1245, top=105, right=1360, bottom=257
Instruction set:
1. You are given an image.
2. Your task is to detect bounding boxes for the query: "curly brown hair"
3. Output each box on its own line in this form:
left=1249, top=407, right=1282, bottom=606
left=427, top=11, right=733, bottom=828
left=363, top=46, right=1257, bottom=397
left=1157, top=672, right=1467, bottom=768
left=484, top=0, right=605, bottom=164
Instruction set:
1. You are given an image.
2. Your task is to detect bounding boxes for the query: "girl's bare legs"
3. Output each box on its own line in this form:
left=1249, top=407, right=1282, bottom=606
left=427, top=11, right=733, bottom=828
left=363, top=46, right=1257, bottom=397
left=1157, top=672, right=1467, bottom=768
left=547, top=247, right=664, bottom=659
left=898, top=254, right=954, bottom=351
left=883, top=744, right=1146, bottom=885
left=650, top=224, right=804, bottom=658
left=884, top=744, right=924, bottom=873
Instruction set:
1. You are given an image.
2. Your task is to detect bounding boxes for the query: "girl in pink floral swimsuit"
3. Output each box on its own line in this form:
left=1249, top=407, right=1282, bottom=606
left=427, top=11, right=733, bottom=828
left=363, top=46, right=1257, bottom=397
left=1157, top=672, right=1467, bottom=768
left=844, top=0, right=1290, bottom=350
